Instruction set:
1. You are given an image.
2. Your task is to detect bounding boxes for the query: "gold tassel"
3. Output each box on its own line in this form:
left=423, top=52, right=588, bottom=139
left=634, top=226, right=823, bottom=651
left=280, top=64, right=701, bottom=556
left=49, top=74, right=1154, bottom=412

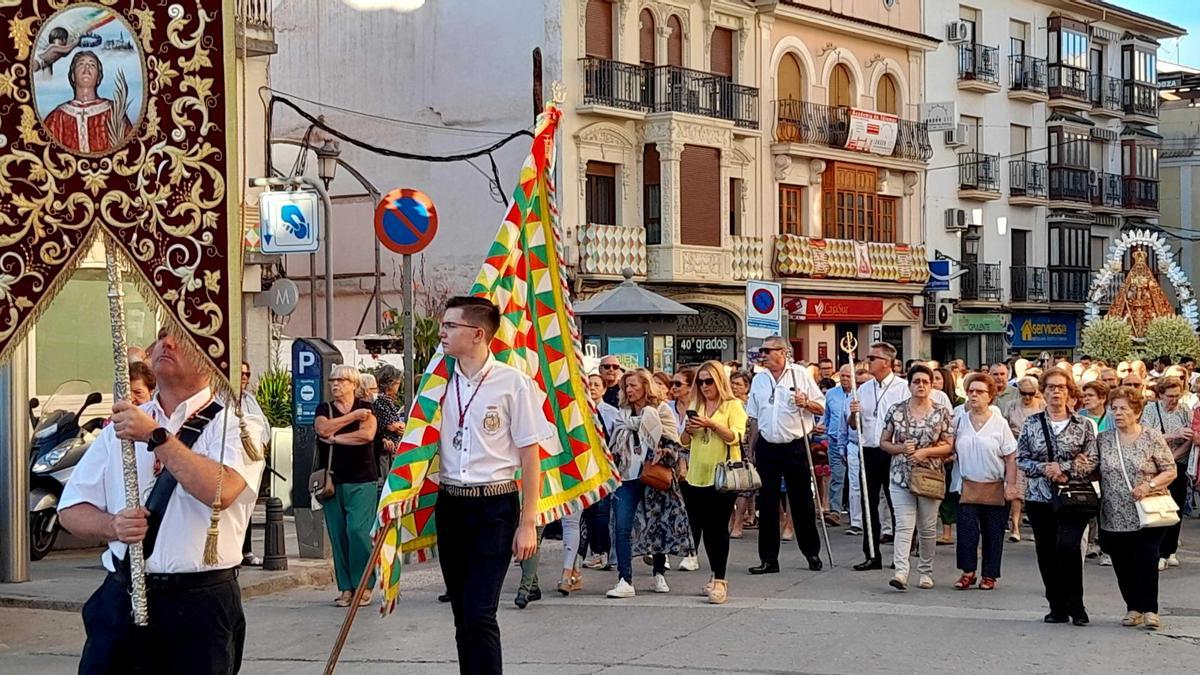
left=239, top=415, right=264, bottom=462
left=203, top=506, right=221, bottom=566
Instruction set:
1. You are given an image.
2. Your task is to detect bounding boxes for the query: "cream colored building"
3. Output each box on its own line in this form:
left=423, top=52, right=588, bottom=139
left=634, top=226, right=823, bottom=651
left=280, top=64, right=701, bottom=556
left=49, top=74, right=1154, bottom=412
left=1158, top=65, right=1200, bottom=288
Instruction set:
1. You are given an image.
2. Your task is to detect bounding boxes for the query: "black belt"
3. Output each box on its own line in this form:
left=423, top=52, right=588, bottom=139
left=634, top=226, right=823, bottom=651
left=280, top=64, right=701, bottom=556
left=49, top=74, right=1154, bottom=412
left=439, top=481, right=519, bottom=498
left=111, top=566, right=238, bottom=592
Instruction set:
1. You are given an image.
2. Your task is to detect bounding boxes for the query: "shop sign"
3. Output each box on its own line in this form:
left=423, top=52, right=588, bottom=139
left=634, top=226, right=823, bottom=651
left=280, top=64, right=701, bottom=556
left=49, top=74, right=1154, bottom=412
left=1006, top=313, right=1079, bottom=349
left=677, top=336, right=731, bottom=365
left=785, top=297, right=884, bottom=323
left=844, top=108, right=899, bottom=156
left=925, top=259, right=952, bottom=292
left=950, top=312, right=1009, bottom=334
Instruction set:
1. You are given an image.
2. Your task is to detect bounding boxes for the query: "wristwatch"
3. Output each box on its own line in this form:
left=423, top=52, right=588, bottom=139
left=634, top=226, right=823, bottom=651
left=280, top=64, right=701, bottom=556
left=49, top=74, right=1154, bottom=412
left=147, top=427, right=169, bottom=452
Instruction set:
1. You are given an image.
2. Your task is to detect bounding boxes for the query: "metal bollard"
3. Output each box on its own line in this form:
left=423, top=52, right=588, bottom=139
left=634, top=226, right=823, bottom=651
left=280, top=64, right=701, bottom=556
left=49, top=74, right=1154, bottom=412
left=262, top=497, right=288, bottom=571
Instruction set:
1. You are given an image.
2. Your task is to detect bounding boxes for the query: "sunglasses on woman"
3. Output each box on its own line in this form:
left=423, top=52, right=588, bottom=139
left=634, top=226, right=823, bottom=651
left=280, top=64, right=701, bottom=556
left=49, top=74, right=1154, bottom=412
left=697, top=378, right=716, bottom=385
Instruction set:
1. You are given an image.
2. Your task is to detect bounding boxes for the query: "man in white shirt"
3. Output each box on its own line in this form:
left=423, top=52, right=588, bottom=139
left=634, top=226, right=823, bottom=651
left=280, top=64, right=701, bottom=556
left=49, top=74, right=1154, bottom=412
left=60, top=328, right=266, bottom=673
left=435, top=296, right=553, bottom=675
left=848, top=341, right=910, bottom=570
left=745, top=336, right=826, bottom=574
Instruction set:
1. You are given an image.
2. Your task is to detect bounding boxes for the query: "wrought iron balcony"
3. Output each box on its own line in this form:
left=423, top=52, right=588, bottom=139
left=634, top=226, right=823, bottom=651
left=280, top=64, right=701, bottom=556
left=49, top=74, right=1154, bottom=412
left=1049, top=268, right=1090, bottom=303
left=1122, top=177, right=1159, bottom=211
left=579, top=58, right=760, bottom=128
left=1009, top=55, right=1047, bottom=93
left=1123, top=81, right=1158, bottom=118
left=774, top=100, right=931, bottom=161
left=235, top=0, right=275, bottom=56
left=1010, top=160, right=1047, bottom=198
left=961, top=262, right=1003, bottom=302
left=958, top=152, right=1000, bottom=192
left=1048, top=65, right=1090, bottom=102
left=1048, top=166, right=1090, bottom=203
left=1090, top=74, right=1122, bottom=113
left=1010, top=266, right=1048, bottom=303
left=958, top=43, right=1000, bottom=86
left=1091, top=172, right=1122, bottom=208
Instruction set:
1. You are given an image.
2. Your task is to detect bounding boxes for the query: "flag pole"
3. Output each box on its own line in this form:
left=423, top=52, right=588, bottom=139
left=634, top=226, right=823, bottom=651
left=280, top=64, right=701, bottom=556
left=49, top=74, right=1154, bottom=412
left=324, top=526, right=389, bottom=675
left=840, top=332, right=874, bottom=561
left=103, top=239, right=149, bottom=626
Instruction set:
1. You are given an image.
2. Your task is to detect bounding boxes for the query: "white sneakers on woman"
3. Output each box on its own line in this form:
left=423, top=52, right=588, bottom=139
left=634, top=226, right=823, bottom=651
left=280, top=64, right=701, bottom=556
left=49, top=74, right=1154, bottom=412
left=679, top=555, right=700, bottom=571
left=606, top=579, right=636, bottom=598
left=918, top=575, right=934, bottom=590
left=653, top=574, right=670, bottom=593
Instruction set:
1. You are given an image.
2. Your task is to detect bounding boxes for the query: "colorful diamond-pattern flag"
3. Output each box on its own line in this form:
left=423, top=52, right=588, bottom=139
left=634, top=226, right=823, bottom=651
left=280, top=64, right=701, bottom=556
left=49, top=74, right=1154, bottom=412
left=374, top=103, right=620, bottom=614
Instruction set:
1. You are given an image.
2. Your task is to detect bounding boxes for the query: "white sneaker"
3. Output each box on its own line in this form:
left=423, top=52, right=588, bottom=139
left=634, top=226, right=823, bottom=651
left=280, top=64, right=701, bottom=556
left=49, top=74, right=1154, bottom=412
left=653, top=574, right=670, bottom=593
left=605, top=579, right=636, bottom=598
left=1099, top=554, right=1112, bottom=567
left=918, top=575, right=934, bottom=590
left=679, top=555, right=700, bottom=571
left=583, top=553, right=609, bottom=570
left=1167, top=554, right=1180, bottom=568
left=1158, top=558, right=1168, bottom=571
left=664, top=558, right=671, bottom=570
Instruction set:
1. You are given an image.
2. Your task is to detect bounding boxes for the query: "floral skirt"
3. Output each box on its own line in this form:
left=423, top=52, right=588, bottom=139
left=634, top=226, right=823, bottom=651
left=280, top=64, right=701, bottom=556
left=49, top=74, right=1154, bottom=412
left=631, top=480, right=695, bottom=557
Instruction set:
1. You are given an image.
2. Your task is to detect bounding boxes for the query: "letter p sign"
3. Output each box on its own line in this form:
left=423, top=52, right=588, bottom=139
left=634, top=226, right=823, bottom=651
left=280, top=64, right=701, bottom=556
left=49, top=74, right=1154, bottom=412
left=298, top=352, right=315, bottom=373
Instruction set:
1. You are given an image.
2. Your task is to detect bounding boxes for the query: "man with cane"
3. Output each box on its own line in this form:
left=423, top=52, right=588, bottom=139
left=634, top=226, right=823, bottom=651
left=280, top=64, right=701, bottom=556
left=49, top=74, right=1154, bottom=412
left=746, top=336, right=827, bottom=574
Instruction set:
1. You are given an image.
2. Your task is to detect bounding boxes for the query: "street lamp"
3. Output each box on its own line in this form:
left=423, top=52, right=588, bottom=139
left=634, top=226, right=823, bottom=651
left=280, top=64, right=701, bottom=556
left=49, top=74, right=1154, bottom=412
left=963, top=224, right=982, bottom=259
left=313, top=137, right=340, bottom=340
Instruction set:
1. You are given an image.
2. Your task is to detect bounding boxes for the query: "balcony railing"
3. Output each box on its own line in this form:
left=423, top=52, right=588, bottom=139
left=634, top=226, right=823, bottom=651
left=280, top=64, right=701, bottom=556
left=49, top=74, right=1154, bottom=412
left=1091, top=172, right=1122, bottom=208
left=1123, top=81, right=1158, bottom=118
left=1048, top=166, right=1090, bottom=203
left=774, top=100, right=931, bottom=161
left=1048, top=65, right=1089, bottom=102
left=1010, top=266, right=1048, bottom=303
left=1009, top=55, right=1047, bottom=93
left=578, top=222, right=648, bottom=277
left=1090, top=73, right=1122, bottom=112
left=1122, top=177, right=1159, bottom=210
left=774, top=235, right=930, bottom=284
left=579, top=58, right=760, bottom=128
left=236, top=0, right=272, bottom=28
left=1010, top=160, right=1047, bottom=198
left=958, top=152, right=1000, bottom=192
left=1049, top=268, right=1090, bottom=303
left=961, top=262, right=1003, bottom=301
left=959, top=44, right=1001, bottom=85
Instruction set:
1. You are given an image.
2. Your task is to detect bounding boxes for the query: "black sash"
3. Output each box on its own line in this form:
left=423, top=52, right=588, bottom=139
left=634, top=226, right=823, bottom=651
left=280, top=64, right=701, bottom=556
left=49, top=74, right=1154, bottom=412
left=122, top=400, right=225, bottom=569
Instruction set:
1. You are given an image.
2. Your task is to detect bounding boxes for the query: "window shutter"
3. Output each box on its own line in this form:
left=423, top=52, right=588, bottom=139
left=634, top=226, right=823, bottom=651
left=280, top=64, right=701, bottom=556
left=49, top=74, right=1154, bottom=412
left=711, top=28, right=733, bottom=77
left=667, top=16, right=684, bottom=67
left=585, top=0, right=613, bottom=59
left=680, top=145, right=721, bottom=247
left=643, top=144, right=660, bottom=184
left=639, top=9, right=655, bottom=65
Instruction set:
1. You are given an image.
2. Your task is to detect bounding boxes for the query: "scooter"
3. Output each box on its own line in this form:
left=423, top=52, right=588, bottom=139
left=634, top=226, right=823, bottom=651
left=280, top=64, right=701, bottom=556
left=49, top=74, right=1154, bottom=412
left=28, top=380, right=104, bottom=560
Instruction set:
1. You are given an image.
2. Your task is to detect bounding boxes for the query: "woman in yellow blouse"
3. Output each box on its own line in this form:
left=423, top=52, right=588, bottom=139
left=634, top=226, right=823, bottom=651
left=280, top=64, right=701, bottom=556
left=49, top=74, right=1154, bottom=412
left=681, top=360, right=748, bottom=604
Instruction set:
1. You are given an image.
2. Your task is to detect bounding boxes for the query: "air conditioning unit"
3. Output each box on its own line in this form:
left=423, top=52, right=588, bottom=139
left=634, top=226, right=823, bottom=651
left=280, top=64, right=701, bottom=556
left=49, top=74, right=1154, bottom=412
left=944, top=208, right=968, bottom=232
left=923, top=300, right=955, bottom=328
left=944, top=123, right=969, bottom=147
left=947, top=20, right=971, bottom=44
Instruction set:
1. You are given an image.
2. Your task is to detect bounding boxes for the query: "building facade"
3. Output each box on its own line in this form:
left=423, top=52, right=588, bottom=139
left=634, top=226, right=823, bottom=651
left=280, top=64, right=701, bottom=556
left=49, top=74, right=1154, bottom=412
left=922, top=0, right=1182, bottom=366
left=1158, top=65, right=1200, bottom=288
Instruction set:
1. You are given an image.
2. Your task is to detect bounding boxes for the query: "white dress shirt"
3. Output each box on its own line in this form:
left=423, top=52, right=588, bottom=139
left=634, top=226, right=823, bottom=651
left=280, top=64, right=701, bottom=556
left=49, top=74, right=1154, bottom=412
left=745, top=364, right=825, bottom=444
left=850, top=374, right=910, bottom=448
left=439, top=356, right=554, bottom=486
left=59, top=387, right=267, bottom=574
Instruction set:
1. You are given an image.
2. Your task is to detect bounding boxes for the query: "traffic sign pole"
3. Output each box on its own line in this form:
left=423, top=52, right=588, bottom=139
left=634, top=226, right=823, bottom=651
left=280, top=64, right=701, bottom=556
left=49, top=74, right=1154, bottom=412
left=402, top=254, right=415, bottom=408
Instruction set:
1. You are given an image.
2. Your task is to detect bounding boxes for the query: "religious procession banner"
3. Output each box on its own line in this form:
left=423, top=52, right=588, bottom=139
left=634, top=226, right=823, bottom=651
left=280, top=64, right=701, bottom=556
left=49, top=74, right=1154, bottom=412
left=375, top=103, right=620, bottom=614
left=0, top=1, right=242, bottom=386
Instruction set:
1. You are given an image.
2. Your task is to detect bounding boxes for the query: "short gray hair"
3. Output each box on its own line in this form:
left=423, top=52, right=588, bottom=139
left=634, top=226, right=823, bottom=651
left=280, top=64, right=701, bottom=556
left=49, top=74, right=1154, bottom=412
left=869, top=341, right=896, bottom=360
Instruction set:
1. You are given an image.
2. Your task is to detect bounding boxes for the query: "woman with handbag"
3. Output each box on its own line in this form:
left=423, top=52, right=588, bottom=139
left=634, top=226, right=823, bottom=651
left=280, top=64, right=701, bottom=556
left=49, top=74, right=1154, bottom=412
left=606, top=369, right=673, bottom=599
left=1016, top=367, right=1098, bottom=626
left=879, top=364, right=955, bottom=591
left=313, top=365, right=379, bottom=607
left=681, top=360, right=748, bottom=604
left=934, top=366, right=963, bottom=546
left=1143, top=377, right=1193, bottom=571
left=1097, top=386, right=1178, bottom=630
left=953, top=373, right=1019, bottom=591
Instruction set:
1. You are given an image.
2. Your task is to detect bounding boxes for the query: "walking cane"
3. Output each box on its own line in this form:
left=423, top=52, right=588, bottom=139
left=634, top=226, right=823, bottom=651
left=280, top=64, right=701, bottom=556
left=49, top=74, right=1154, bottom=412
left=797, top=407, right=835, bottom=568
left=840, top=333, right=875, bottom=561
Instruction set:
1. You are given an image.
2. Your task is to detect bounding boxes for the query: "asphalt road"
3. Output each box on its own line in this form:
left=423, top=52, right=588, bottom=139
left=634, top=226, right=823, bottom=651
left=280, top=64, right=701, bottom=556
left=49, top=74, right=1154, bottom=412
left=4, top=517, right=1200, bottom=674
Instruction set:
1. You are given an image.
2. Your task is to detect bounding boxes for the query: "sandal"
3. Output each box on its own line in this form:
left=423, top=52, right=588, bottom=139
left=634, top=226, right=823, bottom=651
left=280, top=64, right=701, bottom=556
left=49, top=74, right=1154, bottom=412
left=953, top=573, right=977, bottom=590
left=334, top=591, right=352, bottom=607
left=979, top=577, right=996, bottom=591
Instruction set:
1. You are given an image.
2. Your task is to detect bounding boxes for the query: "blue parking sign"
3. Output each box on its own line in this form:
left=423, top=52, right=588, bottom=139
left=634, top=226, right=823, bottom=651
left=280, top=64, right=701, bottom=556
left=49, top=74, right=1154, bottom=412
left=260, top=190, right=321, bottom=254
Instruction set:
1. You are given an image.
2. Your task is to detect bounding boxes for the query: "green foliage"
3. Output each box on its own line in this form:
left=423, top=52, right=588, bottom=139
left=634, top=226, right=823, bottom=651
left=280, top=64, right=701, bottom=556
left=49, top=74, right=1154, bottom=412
left=1139, top=315, right=1200, bottom=362
left=255, top=369, right=293, bottom=429
left=381, top=305, right=442, bottom=384
left=1081, top=317, right=1134, bottom=365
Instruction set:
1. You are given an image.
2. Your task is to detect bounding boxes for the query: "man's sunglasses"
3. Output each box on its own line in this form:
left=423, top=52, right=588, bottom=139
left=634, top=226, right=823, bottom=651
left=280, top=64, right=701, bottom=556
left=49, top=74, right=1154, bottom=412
left=1019, top=391, right=1036, bottom=397
left=600, top=364, right=622, bottom=370
left=758, top=347, right=784, bottom=354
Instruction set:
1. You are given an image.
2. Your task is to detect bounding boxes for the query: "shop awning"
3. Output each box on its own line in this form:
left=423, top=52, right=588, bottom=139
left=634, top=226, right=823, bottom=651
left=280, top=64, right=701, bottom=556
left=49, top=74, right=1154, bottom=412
left=574, top=269, right=698, bottom=317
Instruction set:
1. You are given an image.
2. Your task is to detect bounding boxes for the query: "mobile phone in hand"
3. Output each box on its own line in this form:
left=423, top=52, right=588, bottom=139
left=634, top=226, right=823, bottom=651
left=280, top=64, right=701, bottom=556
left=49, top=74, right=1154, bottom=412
left=685, top=410, right=698, bottom=419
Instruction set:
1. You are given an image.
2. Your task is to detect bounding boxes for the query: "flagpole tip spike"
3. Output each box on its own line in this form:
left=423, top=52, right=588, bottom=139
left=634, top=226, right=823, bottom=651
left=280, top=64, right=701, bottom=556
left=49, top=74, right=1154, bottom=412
left=550, top=81, right=566, bottom=105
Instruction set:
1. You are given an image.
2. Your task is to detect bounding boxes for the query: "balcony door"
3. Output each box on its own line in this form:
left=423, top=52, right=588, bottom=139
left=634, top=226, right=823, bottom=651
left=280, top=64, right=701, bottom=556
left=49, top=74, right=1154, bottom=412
left=1012, top=230, right=1028, bottom=267
left=585, top=0, right=614, bottom=59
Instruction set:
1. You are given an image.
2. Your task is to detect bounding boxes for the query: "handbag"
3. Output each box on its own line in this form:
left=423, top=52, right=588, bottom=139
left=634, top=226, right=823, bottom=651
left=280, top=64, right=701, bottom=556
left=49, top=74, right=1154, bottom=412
left=1038, top=413, right=1099, bottom=518
left=909, top=463, right=946, bottom=500
left=714, top=441, right=761, bottom=493
left=961, top=478, right=1005, bottom=506
left=640, top=459, right=674, bottom=491
left=308, top=434, right=336, bottom=503
left=1114, top=429, right=1180, bottom=529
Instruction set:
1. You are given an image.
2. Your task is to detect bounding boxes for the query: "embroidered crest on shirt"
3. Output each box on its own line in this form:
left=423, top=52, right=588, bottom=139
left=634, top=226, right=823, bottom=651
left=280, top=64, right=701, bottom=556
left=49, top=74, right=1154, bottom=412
left=483, top=407, right=502, bottom=434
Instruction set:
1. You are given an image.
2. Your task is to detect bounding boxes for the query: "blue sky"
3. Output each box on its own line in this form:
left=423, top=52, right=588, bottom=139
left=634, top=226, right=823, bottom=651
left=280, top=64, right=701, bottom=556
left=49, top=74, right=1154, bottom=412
left=1122, top=1, right=1198, bottom=67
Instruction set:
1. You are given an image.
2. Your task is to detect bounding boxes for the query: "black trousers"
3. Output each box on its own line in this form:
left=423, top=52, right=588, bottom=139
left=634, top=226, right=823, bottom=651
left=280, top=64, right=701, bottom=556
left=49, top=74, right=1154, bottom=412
left=1026, top=501, right=1090, bottom=617
left=757, top=438, right=821, bottom=563
left=1159, top=462, right=1189, bottom=557
left=436, top=490, right=518, bottom=675
left=79, top=571, right=245, bottom=674
left=956, top=502, right=1009, bottom=578
left=860, top=446, right=895, bottom=560
left=681, top=483, right=736, bottom=579
left=1104, top=528, right=1166, bottom=613
left=579, top=495, right=612, bottom=557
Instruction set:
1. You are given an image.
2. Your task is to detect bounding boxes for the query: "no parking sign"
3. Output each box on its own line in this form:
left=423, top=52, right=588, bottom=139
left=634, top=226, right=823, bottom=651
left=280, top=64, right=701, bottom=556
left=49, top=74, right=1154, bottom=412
left=746, top=280, right=782, bottom=339
left=375, top=188, right=438, bottom=255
